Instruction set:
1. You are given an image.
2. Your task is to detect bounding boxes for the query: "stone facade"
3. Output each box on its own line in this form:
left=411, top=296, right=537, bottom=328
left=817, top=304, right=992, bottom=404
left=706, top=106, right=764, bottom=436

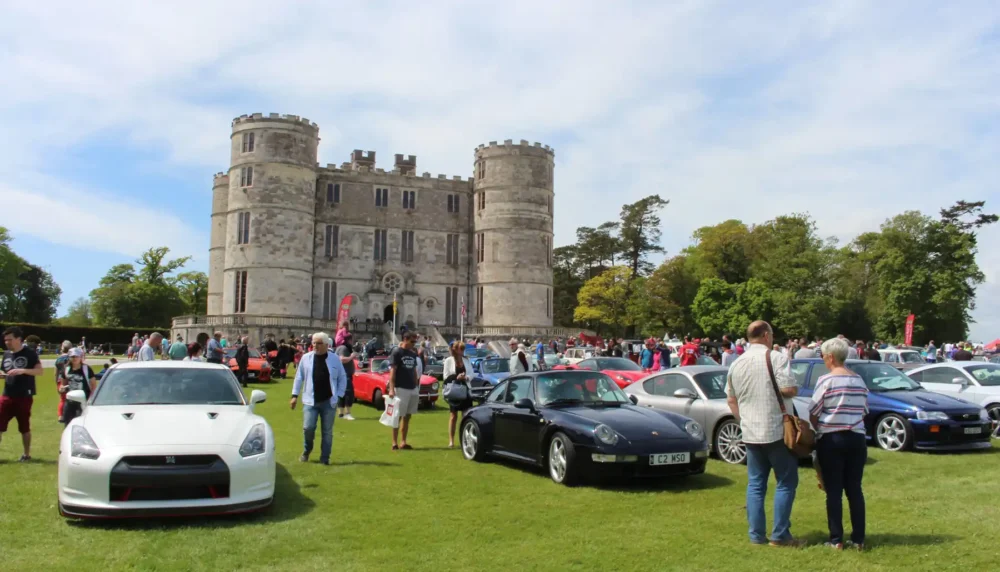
left=184, top=113, right=555, bottom=343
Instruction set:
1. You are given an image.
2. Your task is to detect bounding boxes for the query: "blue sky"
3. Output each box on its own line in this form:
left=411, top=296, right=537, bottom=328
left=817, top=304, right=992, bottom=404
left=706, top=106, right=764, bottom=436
left=2, top=1, right=999, bottom=339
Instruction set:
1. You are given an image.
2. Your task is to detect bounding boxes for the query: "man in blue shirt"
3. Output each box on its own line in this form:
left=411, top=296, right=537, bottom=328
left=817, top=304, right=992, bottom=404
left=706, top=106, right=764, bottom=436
left=640, top=339, right=656, bottom=369
left=535, top=340, right=547, bottom=370
left=291, top=333, right=347, bottom=465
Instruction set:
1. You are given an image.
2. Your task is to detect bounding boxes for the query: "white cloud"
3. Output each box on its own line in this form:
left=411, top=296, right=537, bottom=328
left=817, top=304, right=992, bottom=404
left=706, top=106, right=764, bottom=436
left=1, top=0, right=999, bottom=335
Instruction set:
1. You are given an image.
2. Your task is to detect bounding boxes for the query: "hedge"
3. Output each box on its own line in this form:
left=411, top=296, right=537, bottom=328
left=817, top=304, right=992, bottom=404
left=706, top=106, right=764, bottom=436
left=0, top=322, right=171, bottom=346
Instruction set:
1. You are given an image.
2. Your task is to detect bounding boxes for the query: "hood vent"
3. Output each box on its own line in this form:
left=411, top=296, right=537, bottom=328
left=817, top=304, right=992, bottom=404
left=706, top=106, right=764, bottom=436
left=207, top=412, right=219, bottom=420
left=122, top=413, right=134, bottom=420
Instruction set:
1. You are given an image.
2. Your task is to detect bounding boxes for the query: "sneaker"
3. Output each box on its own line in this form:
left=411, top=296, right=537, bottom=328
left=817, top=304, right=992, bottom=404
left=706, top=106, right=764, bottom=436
left=319, top=459, right=330, bottom=466
left=338, top=414, right=344, bottom=418
left=343, top=414, right=356, bottom=421
left=299, top=453, right=309, bottom=462
left=769, top=538, right=805, bottom=548
left=824, top=542, right=844, bottom=550
left=845, top=541, right=865, bottom=552
left=17, top=455, right=31, bottom=462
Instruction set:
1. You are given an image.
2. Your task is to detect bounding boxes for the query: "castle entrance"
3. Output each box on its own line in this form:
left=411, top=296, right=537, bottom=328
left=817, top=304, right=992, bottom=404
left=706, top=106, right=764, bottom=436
left=383, top=304, right=394, bottom=323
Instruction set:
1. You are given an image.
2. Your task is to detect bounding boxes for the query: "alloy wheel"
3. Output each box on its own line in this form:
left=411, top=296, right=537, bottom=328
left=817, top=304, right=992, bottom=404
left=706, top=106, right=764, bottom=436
left=716, top=421, right=747, bottom=464
left=988, top=405, right=1000, bottom=439
left=876, top=416, right=907, bottom=451
left=461, top=422, right=479, bottom=460
left=549, top=438, right=567, bottom=482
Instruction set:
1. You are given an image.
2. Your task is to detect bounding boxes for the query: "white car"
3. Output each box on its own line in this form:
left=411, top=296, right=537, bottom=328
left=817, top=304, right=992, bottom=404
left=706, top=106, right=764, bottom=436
left=562, top=347, right=596, bottom=365
left=58, top=360, right=275, bottom=519
left=907, top=362, right=1000, bottom=438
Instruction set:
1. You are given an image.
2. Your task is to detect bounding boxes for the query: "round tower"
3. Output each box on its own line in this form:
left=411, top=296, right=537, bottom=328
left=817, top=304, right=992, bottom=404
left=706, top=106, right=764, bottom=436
left=206, top=172, right=229, bottom=315
left=223, top=113, right=319, bottom=318
left=473, top=139, right=555, bottom=328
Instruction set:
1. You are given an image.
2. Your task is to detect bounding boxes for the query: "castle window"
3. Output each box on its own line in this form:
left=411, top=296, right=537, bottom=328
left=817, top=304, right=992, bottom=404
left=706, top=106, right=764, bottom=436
left=445, top=287, right=460, bottom=326
left=327, top=183, right=341, bottom=204
left=324, top=224, right=339, bottom=257
left=478, top=161, right=485, bottom=180
left=236, top=211, right=250, bottom=245
left=241, top=132, right=255, bottom=153
left=446, top=234, right=459, bottom=265
left=375, top=187, right=389, bottom=207
left=476, top=286, right=484, bottom=317
left=447, top=194, right=460, bottom=213
left=548, top=195, right=552, bottom=215
left=322, top=280, right=337, bottom=320
left=240, top=166, right=253, bottom=187
left=543, top=236, right=550, bottom=266
left=477, top=192, right=485, bottom=211
left=546, top=288, right=551, bottom=318
left=373, top=229, right=387, bottom=261
left=402, top=190, right=416, bottom=210
left=401, top=230, right=415, bottom=263
left=233, top=271, right=248, bottom=314
left=476, top=233, right=485, bottom=263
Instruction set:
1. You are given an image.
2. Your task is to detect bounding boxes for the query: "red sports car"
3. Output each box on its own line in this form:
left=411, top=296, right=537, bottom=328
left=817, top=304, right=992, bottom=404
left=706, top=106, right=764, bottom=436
left=225, top=348, right=272, bottom=382
left=553, top=357, right=650, bottom=389
left=353, top=357, right=441, bottom=409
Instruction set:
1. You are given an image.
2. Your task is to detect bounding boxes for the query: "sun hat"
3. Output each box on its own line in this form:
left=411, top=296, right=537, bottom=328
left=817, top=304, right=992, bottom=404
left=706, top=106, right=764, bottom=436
left=68, top=348, right=85, bottom=358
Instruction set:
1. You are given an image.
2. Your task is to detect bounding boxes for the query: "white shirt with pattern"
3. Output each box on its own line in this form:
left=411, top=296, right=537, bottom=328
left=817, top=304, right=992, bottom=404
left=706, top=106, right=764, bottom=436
left=725, top=343, right=798, bottom=444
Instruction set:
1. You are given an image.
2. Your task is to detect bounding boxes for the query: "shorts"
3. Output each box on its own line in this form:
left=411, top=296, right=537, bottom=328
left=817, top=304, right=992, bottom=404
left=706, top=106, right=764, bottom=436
left=395, top=387, right=419, bottom=417
left=449, top=398, right=473, bottom=414
left=0, top=396, right=33, bottom=434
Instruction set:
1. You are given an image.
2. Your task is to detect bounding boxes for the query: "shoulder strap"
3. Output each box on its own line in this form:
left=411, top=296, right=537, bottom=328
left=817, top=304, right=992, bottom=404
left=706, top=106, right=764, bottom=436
left=764, top=350, right=788, bottom=415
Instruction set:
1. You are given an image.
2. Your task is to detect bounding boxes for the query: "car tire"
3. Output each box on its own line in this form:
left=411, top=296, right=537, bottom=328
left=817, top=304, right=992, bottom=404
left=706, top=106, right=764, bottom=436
left=713, top=418, right=747, bottom=465
left=460, top=419, right=487, bottom=462
left=373, top=388, right=384, bottom=410
left=547, top=432, right=579, bottom=486
left=875, top=413, right=913, bottom=452
left=986, top=404, right=1000, bottom=439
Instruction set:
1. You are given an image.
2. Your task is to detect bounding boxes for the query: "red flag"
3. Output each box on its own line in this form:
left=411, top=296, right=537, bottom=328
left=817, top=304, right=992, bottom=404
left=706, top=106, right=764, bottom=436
left=904, top=314, right=915, bottom=346
left=336, top=295, right=353, bottom=327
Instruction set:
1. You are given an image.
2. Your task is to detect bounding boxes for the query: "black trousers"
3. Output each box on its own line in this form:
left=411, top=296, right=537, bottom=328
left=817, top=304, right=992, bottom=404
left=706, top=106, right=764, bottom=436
left=816, top=430, right=867, bottom=545
left=338, top=375, right=354, bottom=408
left=238, top=364, right=248, bottom=386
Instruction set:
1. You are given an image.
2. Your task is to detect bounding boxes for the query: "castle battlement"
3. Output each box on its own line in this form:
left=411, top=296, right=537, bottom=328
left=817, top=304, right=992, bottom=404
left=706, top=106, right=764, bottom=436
left=213, top=172, right=229, bottom=181
left=316, top=158, right=473, bottom=185
left=475, top=139, right=554, bottom=157
left=231, top=113, right=319, bottom=131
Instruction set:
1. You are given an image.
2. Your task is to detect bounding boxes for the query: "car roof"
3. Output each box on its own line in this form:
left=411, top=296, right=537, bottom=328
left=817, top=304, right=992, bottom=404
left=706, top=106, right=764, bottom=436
left=791, top=358, right=882, bottom=364
left=670, top=365, right=728, bottom=374
left=109, top=360, right=230, bottom=370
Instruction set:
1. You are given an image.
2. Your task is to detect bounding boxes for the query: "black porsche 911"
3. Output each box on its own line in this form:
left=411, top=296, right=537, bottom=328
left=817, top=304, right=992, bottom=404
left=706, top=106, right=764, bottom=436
left=459, top=370, right=709, bottom=485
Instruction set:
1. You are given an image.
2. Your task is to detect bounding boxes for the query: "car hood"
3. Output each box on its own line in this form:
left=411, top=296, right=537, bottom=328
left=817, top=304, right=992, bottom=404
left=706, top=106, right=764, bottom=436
left=872, top=390, right=981, bottom=412
left=82, top=405, right=259, bottom=447
left=604, top=370, right=648, bottom=382
left=558, top=405, right=691, bottom=441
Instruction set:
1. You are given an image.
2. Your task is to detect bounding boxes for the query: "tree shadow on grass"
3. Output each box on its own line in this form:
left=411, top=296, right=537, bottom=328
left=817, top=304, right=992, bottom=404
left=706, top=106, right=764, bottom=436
left=68, top=463, right=314, bottom=530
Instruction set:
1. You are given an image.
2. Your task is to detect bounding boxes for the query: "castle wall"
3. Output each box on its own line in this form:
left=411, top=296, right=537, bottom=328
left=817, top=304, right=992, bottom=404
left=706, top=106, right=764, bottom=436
left=207, top=173, right=228, bottom=315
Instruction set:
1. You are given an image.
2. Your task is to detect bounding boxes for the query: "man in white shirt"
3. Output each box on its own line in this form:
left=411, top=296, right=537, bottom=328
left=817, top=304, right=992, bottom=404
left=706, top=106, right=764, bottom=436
left=137, top=333, right=163, bottom=361
left=508, top=338, right=529, bottom=374
left=726, top=321, right=802, bottom=547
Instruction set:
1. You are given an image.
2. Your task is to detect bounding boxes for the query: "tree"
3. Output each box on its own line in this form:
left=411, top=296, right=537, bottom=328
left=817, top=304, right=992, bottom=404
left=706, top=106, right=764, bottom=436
left=685, top=220, right=753, bottom=283
left=552, top=246, right=584, bottom=327
left=60, top=297, right=93, bottom=327
left=619, top=195, right=669, bottom=278
left=573, top=267, right=633, bottom=334
left=13, top=264, right=61, bottom=323
left=137, top=247, right=190, bottom=285
left=174, top=271, right=209, bottom=314
left=631, top=255, right=700, bottom=337
left=90, top=247, right=192, bottom=327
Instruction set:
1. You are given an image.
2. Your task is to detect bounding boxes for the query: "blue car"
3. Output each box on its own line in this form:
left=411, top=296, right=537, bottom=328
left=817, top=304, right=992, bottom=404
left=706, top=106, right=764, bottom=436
left=791, top=359, right=992, bottom=452
left=473, top=357, right=511, bottom=385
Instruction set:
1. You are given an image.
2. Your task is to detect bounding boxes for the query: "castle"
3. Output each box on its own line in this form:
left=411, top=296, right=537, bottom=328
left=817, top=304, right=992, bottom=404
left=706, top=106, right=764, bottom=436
left=171, top=112, right=577, bottom=344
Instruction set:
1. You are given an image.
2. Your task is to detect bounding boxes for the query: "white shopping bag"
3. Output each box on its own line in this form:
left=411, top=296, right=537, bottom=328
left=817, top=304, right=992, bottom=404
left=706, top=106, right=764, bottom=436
left=379, top=396, right=401, bottom=428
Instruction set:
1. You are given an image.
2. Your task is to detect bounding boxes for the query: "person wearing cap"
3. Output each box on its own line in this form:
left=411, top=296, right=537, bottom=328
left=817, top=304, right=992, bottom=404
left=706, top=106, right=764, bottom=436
left=57, top=348, right=97, bottom=425
left=640, top=339, right=656, bottom=369
left=168, top=334, right=188, bottom=360
left=509, top=338, right=530, bottom=374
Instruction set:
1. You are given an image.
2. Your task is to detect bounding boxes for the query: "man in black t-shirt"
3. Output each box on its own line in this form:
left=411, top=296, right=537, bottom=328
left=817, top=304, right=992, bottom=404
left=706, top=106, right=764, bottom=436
left=388, top=331, right=421, bottom=450
left=1, top=327, right=44, bottom=461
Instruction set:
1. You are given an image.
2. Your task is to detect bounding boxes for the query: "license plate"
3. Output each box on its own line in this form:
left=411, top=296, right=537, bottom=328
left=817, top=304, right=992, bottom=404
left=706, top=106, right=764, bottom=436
left=964, top=427, right=982, bottom=434
left=248, top=372, right=256, bottom=378
left=650, top=452, right=690, bottom=466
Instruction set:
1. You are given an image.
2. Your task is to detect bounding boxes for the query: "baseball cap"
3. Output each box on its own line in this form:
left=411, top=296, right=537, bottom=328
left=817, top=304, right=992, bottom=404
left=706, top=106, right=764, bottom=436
left=68, top=348, right=85, bottom=358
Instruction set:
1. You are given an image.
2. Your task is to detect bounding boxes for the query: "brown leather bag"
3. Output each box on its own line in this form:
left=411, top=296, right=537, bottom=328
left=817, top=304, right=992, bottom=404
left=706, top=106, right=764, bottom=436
left=765, top=350, right=815, bottom=457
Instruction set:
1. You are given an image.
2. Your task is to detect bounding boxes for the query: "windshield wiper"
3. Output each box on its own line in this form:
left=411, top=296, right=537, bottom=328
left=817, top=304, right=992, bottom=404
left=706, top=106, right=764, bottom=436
left=545, top=398, right=584, bottom=406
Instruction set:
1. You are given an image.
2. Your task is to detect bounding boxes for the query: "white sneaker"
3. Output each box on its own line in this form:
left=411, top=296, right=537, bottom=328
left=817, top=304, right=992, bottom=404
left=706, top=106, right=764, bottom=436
left=343, top=414, right=356, bottom=421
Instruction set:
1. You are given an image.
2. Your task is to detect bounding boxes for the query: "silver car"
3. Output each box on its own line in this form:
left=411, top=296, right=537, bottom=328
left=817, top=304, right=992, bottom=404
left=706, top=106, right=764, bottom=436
left=624, top=365, right=810, bottom=464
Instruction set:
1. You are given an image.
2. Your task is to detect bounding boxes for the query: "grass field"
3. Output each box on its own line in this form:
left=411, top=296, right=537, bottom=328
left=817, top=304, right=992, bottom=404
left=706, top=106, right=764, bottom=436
left=1, top=366, right=999, bottom=571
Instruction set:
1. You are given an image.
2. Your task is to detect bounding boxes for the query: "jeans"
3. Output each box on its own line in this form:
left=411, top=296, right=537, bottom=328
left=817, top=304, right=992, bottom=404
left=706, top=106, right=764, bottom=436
left=303, top=401, right=336, bottom=462
left=816, top=430, right=866, bottom=545
left=745, top=440, right=799, bottom=543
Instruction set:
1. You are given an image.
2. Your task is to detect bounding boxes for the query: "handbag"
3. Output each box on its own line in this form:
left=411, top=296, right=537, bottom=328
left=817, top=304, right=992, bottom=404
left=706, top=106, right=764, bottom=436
left=764, top=350, right=815, bottom=458
left=443, top=373, right=470, bottom=402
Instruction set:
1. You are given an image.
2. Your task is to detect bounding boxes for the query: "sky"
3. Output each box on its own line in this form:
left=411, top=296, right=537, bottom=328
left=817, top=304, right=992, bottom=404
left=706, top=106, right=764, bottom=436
left=1, top=1, right=999, bottom=339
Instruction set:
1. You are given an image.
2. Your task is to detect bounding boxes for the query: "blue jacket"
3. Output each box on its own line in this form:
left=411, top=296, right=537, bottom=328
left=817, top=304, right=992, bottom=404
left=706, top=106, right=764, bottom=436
left=640, top=348, right=655, bottom=369
left=292, top=351, right=348, bottom=407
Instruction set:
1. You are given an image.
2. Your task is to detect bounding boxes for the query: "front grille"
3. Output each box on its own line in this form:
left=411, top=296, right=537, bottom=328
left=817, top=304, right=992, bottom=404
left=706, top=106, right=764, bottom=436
left=111, top=484, right=230, bottom=502
left=111, top=455, right=230, bottom=502
left=120, top=455, right=221, bottom=467
left=950, top=413, right=981, bottom=423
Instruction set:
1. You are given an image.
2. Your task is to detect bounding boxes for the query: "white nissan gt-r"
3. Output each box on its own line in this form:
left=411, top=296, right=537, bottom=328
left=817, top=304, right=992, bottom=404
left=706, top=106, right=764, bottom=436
left=58, top=360, right=276, bottom=519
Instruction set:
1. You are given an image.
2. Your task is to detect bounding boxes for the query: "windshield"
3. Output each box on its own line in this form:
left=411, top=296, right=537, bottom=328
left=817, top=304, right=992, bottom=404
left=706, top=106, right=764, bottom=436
left=965, top=364, right=1000, bottom=386
left=697, top=355, right=719, bottom=366
left=594, top=358, right=643, bottom=371
left=849, top=363, right=922, bottom=392
left=225, top=348, right=261, bottom=359
left=535, top=372, right=629, bottom=406
left=92, top=367, right=245, bottom=406
left=372, top=359, right=391, bottom=373
left=469, top=348, right=492, bottom=359
left=900, top=352, right=924, bottom=364
left=481, top=359, right=509, bottom=374
left=693, top=371, right=728, bottom=399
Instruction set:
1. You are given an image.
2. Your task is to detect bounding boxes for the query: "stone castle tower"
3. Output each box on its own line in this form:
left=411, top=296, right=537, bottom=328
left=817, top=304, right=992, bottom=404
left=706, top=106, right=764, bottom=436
left=186, top=112, right=562, bottom=343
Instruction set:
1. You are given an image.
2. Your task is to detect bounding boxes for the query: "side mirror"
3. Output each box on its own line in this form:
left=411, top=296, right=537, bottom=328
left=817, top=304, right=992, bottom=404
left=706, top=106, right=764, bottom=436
left=66, top=389, right=87, bottom=408
left=250, top=390, right=267, bottom=408
left=628, top=394, right=639, bottom=405
left=952, top=377, right=969, bottom=386
left=514, top=398, right=535, bottom=411
left=673, top=388, right=698, bottom=400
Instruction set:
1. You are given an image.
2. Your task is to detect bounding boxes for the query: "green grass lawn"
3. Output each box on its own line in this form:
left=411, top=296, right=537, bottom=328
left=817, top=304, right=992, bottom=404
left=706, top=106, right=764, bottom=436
left=1, top=366, right=999, bottom=571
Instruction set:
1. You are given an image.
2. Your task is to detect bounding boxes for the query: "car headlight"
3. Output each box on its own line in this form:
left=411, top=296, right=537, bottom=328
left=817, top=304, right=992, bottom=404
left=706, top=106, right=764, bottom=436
left=432, top=382, right=440, bottom=391
left=594, top=424, right=619, bottom=445
left=239, top=423, right=267, bottom=457
left=916, top=410, right=949, bottom=421
left=980, top=409, right=990, bottom=422
left=684, top=420, right=705, bottom=440
left=71, top=426, right=101, bottom=460
left=261, top=363, right=271, bottom=370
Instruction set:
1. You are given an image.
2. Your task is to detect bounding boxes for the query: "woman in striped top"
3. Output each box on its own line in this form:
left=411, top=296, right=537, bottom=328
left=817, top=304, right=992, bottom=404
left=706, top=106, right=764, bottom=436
left=810, top=337, right=869, bottom=551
